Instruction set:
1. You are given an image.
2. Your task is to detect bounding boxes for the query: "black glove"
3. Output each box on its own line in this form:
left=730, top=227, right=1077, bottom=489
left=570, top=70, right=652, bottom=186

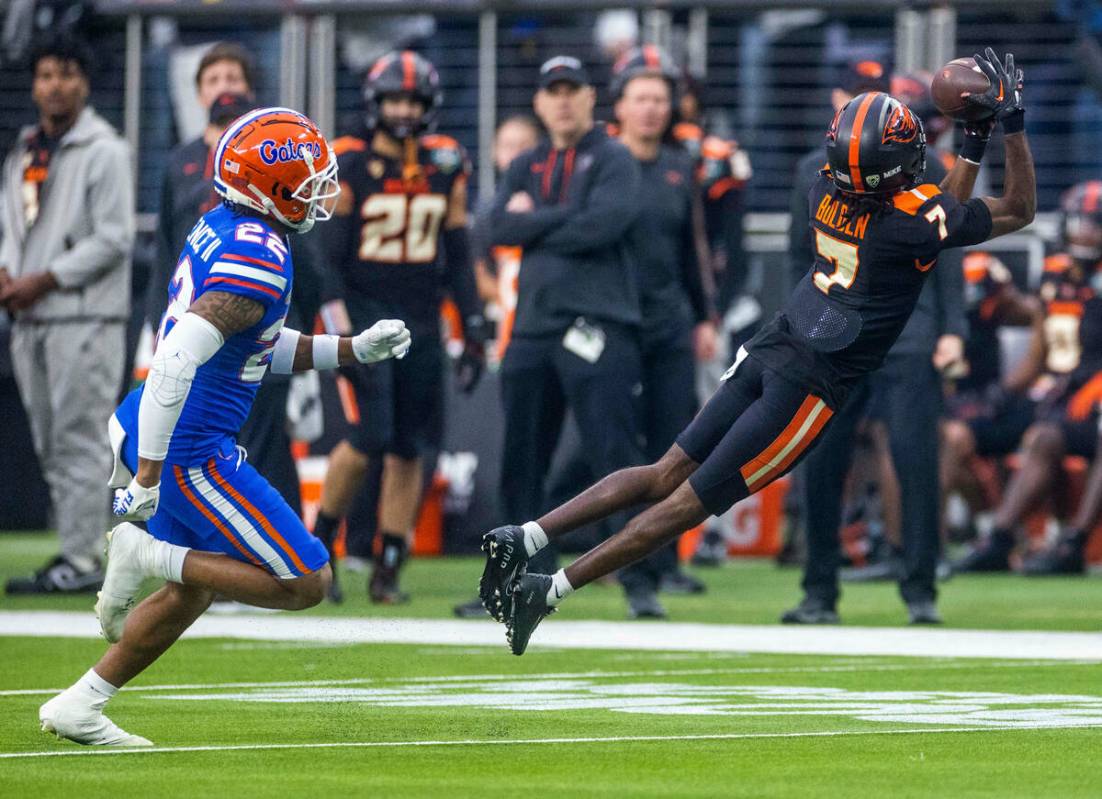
left=455, top=315, right=487, bottom=394
left=968, top=47, right=1025, bottom=133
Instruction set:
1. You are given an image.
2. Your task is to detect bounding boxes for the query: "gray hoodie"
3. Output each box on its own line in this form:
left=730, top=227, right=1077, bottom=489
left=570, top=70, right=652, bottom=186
left=0, top=106, right=134, bottom=322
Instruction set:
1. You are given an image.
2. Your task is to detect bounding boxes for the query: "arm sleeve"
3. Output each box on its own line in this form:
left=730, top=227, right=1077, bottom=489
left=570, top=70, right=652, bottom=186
left=534, top=149, right=642, bottom=254
left=137, top=311, right=224, bottom=460
left=488, top=156, right=572, bottom=247
left=442, top=225, right=483, bottom=325
left=941, top=197, right=994, bottom=250
left=49, top=138, right=136, bottom=289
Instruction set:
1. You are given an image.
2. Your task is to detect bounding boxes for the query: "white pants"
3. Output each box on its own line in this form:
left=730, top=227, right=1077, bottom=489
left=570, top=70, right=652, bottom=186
left=10, top=320, right=124, bottom=562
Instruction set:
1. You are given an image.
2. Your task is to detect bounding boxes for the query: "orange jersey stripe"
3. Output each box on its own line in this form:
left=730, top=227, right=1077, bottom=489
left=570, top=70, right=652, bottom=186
left=205, top=276, right=282, bottom=299
left=222, top=252, right=284, bottom=272
left=847, top=93, right=877, bottom=193
left=336, top=375, right=361, bottom=425
left=173, top=465, right=264, bottom=566
left=207, top=460, right=310, bottom=574
left=740, top=396, right=826, bottom=492
left=332, top=135, right=367, bottom=155
left=1049, top=301, right=1084, bottom=318
left=1067, top=371, right=1102, bottom=421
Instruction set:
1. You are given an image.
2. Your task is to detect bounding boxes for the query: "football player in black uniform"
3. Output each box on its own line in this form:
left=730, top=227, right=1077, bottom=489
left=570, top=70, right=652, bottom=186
left=480, top=48, right=1035, bottom=655
left=952, top=181, right=1102, bottom=575
left=313, top=51, right=485, bottom=603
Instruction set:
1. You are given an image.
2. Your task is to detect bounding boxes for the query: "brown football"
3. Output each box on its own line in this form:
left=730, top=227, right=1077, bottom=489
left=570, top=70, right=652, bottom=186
left=931, top=57, right=994, bottom=122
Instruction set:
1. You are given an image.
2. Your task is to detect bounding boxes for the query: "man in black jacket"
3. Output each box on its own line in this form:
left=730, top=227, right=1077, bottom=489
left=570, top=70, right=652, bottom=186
left=782, top=65, right=967, bottom=626
left=488, top=56, right=644, bottom=580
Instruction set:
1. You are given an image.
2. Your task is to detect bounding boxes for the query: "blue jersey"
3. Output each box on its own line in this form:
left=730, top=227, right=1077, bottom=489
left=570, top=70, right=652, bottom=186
left=116, top=204, right=293, bottom=465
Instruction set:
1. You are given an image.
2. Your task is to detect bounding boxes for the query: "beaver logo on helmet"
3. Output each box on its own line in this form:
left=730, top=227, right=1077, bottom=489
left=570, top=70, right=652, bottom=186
left=825, top=91, right=926, bottom=195
left=214, top=106, right=340, bottom=233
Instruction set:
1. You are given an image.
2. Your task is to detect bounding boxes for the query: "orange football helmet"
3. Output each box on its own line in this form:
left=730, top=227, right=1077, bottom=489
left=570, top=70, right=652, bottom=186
left=213, top=107, right=339, bottom=233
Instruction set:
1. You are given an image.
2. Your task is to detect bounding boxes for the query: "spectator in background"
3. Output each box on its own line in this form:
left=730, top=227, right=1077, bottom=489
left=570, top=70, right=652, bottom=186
left=147, top=42, right=323, bottom=521
left=607, top=46, right=718, bottom=616
left=781, top=64, right=967, bottom=626
left=487, top=56, right=644, bottom=607
left=2, top=35, right=134, bottom=594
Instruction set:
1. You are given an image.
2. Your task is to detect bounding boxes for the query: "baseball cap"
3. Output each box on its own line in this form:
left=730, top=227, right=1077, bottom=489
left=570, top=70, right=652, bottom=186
left=209, top=91, right=255, bottom=127
left=837, top=57, right=891, bottom=95
left=538, top=56, right=590, bottom=90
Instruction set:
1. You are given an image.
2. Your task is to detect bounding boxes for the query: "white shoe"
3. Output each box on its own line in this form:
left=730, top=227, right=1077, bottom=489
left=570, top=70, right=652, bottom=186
left=95, top=523, right=157, bottom=643
left=39, top=690, right=152, bottom=747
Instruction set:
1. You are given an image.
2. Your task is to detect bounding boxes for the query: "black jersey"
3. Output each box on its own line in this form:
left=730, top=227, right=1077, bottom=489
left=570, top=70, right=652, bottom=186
left=748, top=174, right=993, bottom=408
left=1037, top=253, right=1102, bottom=391
left=959, top=251, right=1014, bottom=393
left=328, top=132, right=469, bottom=327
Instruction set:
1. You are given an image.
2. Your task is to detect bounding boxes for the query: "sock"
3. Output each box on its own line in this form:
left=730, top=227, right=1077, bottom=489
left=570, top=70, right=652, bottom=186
left=150, top=538, right=188, bottom=583
left=313, top=511, right=340, bottom=549
left=379, top=533, right=407, bottom=569
left=74, top=668, right=118, bottom=709
left=546, top=569, right=574, bottom=607
left=522, top=521, right=548, bottom=557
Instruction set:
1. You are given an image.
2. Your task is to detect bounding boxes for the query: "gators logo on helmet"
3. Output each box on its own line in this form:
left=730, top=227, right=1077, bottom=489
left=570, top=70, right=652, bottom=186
left=364, top=50, right=443, bottom=139
left=825, top=91, right=926, bottom=195
left=214, top=107, right=339, bottom=233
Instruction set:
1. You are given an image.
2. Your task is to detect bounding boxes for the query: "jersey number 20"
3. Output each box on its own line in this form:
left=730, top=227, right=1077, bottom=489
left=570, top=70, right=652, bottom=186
left=360, top=194, right=447, bottom=264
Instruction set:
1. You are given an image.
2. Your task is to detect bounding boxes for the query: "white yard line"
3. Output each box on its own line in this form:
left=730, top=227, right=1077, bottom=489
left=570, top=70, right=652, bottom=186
left=0, top=610, right=1100, bottom=661
left=3, top=725, right=1097, bottom=760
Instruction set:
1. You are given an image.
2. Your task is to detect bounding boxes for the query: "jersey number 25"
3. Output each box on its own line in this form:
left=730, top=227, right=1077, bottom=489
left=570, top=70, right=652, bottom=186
left=360, top=194, right=447, bottom=264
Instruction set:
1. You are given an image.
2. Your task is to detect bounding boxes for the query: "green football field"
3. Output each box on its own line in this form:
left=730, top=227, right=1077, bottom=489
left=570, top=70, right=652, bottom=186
left=2, top=532, right=1101, bottom=797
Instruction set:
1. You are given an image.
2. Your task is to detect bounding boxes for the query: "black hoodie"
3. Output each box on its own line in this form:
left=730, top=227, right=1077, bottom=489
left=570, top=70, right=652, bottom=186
left=489, top=124, right=642, bottom=336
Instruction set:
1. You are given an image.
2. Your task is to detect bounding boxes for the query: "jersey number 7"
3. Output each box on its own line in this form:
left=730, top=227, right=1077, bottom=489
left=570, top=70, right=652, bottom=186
left=813, top=230, right=859, bottom=294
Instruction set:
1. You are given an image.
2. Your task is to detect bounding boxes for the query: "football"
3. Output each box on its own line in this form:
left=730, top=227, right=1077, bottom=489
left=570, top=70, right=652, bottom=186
left=931, top=57, right=994, bottom=122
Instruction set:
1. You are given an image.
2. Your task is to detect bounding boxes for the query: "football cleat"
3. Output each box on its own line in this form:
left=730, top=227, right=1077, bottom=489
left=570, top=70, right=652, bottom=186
left=505, top=572, right=555, bottom=656
left=780, top=596, right=840, bottom=625
left=479, top=525, right=528, bottom=623
left=39, top=691, right=152, bottom=747
left=95, top=523, right=158, bottom=643
left=949, top=536, right=1012, bottom=574
left=1021, top=541, right=1087, bottom=576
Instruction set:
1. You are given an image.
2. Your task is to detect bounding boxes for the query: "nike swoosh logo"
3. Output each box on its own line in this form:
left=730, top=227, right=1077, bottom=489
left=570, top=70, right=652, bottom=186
left=553, top=586, right=564, bottom=599
left=914, top=257, right=936, bottom=272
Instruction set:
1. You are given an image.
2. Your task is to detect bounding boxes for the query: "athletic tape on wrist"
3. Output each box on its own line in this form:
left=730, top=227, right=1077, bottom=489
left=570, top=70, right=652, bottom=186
left=312, top=334, right=341, bottom=370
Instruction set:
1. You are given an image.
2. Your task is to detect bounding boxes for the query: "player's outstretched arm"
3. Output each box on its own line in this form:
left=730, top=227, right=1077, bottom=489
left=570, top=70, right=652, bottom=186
left=269, top=319, right=411, bottom=374
left=113, top=291, right=263, bottom=521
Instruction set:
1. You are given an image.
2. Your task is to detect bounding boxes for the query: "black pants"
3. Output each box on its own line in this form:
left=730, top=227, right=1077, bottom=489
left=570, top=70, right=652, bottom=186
left=620, top=324, right=698, bottom=592
left=499, top=323, right=645, bottom=573
left=238, top=376, right=302, bottom=518
left=801, top=352, right=941, bottom=606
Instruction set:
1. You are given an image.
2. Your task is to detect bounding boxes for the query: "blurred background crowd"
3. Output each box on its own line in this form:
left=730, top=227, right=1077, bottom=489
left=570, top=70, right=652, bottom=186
left=3, top=0, right=1102, bottom=625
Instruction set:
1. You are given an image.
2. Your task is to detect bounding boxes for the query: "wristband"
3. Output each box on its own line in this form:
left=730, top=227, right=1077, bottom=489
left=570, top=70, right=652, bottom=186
left=959, top=136, right=988, bottom=164
left=312, top=334, right=340, bottom=370
left=1001, top=109, right=1025, bottom=135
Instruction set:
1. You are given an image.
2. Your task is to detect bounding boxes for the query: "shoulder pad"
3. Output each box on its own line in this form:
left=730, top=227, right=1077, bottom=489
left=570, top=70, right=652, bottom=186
left=891, top=183, right=942, bottom=216
left=420, top=134, right=467, bottom=174
left=332, top=136, right=368, bottom=156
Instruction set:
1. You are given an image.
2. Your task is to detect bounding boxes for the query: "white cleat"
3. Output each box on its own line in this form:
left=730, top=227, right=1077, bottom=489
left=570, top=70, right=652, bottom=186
left=39, top=691, right=152, bottom=747
left=95, top=522, right=157, bottom=643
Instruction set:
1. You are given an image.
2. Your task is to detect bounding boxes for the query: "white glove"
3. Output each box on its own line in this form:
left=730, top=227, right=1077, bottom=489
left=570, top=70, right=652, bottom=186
left=352, top=319, right=412, bottom=363
left=112, top=478, right=160, bottom=522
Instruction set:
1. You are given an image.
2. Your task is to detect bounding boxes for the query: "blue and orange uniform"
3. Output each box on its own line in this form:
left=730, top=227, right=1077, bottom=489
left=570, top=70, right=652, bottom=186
left=111, top=203, right=328, bottom=578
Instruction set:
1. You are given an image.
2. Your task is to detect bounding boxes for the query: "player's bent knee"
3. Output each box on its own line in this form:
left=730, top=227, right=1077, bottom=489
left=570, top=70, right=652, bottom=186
left=943, top=421, right=976, bottom=460
left=648, top=445, right=699, bottom=501
left=285, top=564, right=331, bottom=610
left=1023, top=422, right=1064, bottom=459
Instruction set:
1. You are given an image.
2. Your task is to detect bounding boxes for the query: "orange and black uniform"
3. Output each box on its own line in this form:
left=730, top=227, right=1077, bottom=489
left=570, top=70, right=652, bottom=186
left=679, top=173, right=991, bottom=518
left=324, top=131, right=478, bottom=459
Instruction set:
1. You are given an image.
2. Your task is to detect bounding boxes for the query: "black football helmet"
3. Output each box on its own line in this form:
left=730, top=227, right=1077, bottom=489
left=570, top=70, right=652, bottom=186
left=609, top=44, right=679, bottom=101
left=825, top=91, right=926, bottom=195
left=363, top=50, right=443, bottom=139
left=1060, top=181, right=1102, bottom=263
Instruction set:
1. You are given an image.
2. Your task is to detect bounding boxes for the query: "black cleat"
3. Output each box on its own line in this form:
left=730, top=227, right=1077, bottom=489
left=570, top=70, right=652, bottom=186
left=626, top=586, right=667, bottom=619
left=5, top=555, right=103, bottom=595
left=479, top=525, right=528, bottom=622
left=907, top=600, right=943, bottom=625
left=1021, top=541, right=1086, bottom=576
left=453, top=597, right=490, bottom=618
left=950, top=537, right=1012, bottom=574
left=659, top=570, right=706, bottom=595
left=327, top=566, right=344, bottom=604
left=506, top=573, right=554, bottom=656
left=780, top=597, right=840, bottom=625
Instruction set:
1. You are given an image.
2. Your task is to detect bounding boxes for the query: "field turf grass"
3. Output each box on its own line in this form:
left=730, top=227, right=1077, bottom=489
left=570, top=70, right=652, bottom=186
left=2, top=532, right=1100, bottom=797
